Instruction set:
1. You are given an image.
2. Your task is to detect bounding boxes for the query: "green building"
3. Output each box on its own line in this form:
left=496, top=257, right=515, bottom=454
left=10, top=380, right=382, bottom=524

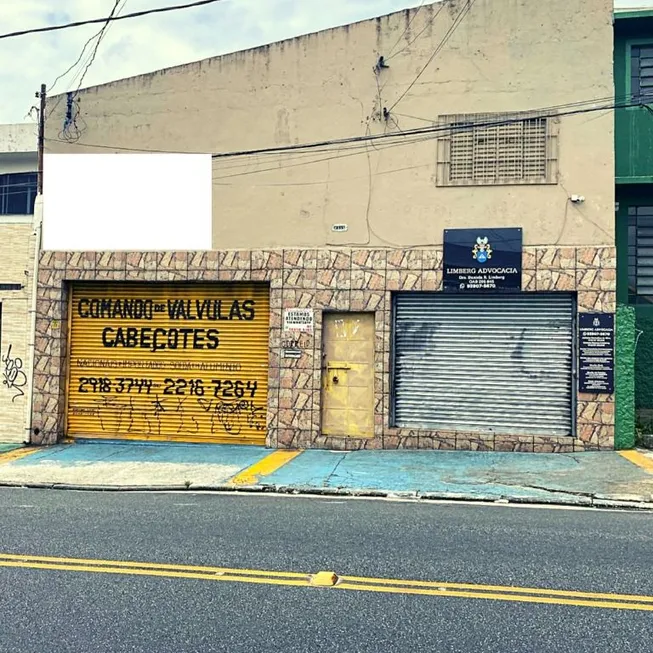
left=615, top=8, right=653, bottom=443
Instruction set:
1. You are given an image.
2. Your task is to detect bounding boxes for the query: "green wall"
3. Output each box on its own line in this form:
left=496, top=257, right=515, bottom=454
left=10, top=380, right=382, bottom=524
left=635, top=313, right=653, bottom=419
left=615, top=15, right=653, bottom=181
left=614, top=15, right=653, bottom=445
left=616, top=186, right=653, bottom=430
left=616, top=305, right=636, bottom=449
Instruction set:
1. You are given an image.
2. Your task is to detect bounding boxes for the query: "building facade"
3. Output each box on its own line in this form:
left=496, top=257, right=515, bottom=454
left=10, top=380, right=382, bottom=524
left=36, top=0, right=617, bottom=452
left=615, top=9, right=653, bottom=440
left=0, top=124, right=38, bottom=443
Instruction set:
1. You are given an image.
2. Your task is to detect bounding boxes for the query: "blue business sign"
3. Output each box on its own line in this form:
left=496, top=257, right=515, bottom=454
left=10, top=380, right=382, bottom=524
left=443, top=228, right=523, bottom=292
left=578, top=313, right=614, bottom=394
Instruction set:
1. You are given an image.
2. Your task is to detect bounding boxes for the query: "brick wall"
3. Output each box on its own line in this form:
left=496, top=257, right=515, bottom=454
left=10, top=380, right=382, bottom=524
left=0, top=222, right=36, bottom=443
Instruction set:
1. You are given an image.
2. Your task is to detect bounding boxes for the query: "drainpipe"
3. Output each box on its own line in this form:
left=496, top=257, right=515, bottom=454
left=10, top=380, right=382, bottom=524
left=24, top=194, right=42, bottom=444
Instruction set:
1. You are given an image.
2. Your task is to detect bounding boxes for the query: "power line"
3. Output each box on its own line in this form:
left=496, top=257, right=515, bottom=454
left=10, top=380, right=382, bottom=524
left=48, top=0, right=124, bottom=95
left=212, top=97, right=630, bottom=180
left=391, top=91, right=637, bottom=125
left=212, top=131, right=434, bottom=180
left=385, top=0, right=426, bottom=59
left=46, top=0, right=127, bottom=125
left=46, top=94, right=638, bottom=164
left=0, top=0, right=223, bottom=40
left=214, top=96, right=626, bottom=158
left=75, top=0, right=124, bottom=93
left=389, top=0, right=476, bottom=111
left=385, top=1, right=446, bottom=62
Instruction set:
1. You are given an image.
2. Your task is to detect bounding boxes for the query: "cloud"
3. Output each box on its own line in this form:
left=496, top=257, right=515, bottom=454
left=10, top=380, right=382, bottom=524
left=0, top=0, right=645, bottom=124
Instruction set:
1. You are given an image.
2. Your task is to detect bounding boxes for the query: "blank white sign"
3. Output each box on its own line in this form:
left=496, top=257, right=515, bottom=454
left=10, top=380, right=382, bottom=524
left=43, top=153, right=212, bottom=251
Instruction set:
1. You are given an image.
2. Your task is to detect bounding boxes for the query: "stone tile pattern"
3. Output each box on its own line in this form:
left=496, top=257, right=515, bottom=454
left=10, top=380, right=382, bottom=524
left=33, top=246, right=616, bottom=451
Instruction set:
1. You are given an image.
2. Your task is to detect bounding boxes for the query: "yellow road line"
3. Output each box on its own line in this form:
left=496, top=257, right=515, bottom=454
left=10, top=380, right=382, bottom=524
left=334, top=583, right=653, bottom=612
left=619, top=450, right=653, bottom=473
left=0, top=552, right=308, bottom=578
left=0, top=447, right=39, bottom=464
left=0, top=561, right=312, bottom=588
left=338, top=574, right=653, bottom=603
left=2, top=552, right=653, bottom=611
left=230, top=449, right=302, bottom=486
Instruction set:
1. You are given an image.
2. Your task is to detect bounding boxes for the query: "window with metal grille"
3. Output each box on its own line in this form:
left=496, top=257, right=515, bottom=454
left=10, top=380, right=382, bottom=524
left=436, top=113, right=558, bottom=186
left=628, top=206, right=653, bottom=304
left=630, top=46, right=653, bottom=102
left=0, top=173, right=37, bottom=215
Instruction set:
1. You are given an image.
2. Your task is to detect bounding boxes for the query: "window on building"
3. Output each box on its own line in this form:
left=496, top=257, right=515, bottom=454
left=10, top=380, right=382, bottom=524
left=0, top=172, right=37, bottom=215
left=436, top=113, right=559, bottom=186
left=630, top=46, right=653, bottom=103
left=628, top=206, right=653, bottom=304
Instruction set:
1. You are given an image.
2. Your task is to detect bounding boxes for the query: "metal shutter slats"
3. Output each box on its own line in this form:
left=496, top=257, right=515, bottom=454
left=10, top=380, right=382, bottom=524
left=393, top=293, right=574, bottom=436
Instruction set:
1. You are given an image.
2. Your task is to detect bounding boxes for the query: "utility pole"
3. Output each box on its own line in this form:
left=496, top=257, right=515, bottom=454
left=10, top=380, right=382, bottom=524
left=37, top=83, right=46, bottom=194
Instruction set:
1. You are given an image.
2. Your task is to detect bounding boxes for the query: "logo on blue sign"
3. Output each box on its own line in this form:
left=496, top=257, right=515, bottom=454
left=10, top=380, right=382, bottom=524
left=472, top=236, right=492, bottom=264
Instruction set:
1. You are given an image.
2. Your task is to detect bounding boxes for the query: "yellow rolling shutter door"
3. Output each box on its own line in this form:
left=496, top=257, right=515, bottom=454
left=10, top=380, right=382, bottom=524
left=66, top=282, right=269, bottom=445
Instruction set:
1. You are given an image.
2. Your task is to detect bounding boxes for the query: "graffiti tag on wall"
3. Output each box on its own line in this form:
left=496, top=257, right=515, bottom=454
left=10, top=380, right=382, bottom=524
left=2, top=344, right=27, bottom=402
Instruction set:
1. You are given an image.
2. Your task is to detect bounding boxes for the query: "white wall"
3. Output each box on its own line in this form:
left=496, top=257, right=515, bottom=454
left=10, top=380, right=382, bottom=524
left=42, top=153, right=212, bottom=251
left=0, top=124, right=36, bottom=154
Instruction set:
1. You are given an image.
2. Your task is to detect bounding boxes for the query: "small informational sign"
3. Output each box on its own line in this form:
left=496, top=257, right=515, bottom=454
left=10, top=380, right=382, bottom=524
left=443, top=228, right=522, bottom=292
left=283, top=348, right=302, bottom=359
left=283, top=308, right=314, bottom=334
left=579, top=313, right=614, bottom=394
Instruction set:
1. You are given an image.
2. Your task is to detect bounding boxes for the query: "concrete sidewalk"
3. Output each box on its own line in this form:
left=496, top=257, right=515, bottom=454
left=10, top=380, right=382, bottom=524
left=1, top=440, right=653, bottom=509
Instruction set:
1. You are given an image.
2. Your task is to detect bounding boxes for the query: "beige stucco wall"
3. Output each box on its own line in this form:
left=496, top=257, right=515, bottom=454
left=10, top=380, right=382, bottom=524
left=0, top=222, right=35, bottom=443
left=45, top=0, right=614, bottom=250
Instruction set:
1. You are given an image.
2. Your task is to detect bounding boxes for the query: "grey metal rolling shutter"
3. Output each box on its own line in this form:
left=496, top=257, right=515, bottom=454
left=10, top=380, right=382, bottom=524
left=393, top=293, right=574, bottom=436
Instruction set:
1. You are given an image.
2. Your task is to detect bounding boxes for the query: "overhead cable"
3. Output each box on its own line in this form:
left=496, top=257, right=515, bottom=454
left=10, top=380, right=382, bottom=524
left=385, top=0, right=427, bottom=60
left=385, top=1, right=446, bottom=62
left=74, top=0, right=125, bottom=93
left=46, top=95, right=635, bottom=163
left=0, top=0, right=223, bottom=40
left=48, top=0, right=123, bottom=95
left=389, top=0, right=476, bottom=111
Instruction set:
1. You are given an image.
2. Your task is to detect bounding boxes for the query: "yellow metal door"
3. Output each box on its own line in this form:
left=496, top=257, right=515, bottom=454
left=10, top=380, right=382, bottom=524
left=321, top=313, right=374, bottom=438
left=66, top=282, right=269, bottom=445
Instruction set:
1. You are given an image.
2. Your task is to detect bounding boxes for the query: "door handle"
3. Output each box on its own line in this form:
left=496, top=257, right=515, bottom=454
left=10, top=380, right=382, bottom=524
left=327, top=365, right=351, bottom=371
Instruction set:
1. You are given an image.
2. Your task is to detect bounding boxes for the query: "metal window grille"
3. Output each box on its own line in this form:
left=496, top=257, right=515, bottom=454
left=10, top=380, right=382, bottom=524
left=628, top=206, right=653, bottom=305
left=631, top=46, right=653, bottom=103
left=436, top=113, right=558, bottom=186
left=0, top=173, right=38, bottom=215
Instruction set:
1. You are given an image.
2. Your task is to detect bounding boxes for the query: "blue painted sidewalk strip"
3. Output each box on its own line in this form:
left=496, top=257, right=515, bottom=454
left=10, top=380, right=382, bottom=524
left=264, top=450, right=647, bottom=499
left=8, top=442, right=271, bottom=469
left=1, top=443, right=650, bottom=502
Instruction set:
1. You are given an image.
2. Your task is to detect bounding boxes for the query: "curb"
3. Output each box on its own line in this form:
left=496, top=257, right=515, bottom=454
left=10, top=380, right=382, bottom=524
left=1, top=480, right=653, bottom=511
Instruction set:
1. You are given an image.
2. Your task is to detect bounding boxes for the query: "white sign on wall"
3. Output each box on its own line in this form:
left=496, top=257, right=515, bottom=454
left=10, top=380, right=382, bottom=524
left=43, top=153, right=212, bottom=251
left=283, top=308, right=314, bottom=334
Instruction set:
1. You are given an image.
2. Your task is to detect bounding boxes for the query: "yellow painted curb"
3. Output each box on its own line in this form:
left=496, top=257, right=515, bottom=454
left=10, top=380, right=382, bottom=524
left=0, top=447, right=40, bottom=465
left=230, top=450, right=303, bottom=486
left=619, top=450, right=653, bottom=473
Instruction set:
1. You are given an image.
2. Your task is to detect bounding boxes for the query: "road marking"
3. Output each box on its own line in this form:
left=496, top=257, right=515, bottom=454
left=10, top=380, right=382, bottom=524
left=229, top=450, right=302, bottom=486
left=619, top=450, right=653, bottom=473
left=1, top=552, right=653, bottom=611
left=0, top=448, right=39, bottom=465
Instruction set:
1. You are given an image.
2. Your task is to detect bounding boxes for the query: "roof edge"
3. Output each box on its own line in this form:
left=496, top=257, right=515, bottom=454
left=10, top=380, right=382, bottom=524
left=614, top=9, right=653, bottom=20
left=50, top=0, right=431, bottom=100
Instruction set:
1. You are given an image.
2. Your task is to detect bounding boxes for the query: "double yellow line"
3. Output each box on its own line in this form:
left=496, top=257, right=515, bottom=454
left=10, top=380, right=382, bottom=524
left=2, top=552, right=653, bottom=611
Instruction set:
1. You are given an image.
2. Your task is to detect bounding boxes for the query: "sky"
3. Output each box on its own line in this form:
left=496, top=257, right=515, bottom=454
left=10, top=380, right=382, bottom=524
left=0, top=0, right=651, bottom=124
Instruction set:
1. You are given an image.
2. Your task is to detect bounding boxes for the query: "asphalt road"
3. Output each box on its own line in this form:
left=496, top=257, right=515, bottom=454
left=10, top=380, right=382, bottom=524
left=1, top=489, right=652, bottom=653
